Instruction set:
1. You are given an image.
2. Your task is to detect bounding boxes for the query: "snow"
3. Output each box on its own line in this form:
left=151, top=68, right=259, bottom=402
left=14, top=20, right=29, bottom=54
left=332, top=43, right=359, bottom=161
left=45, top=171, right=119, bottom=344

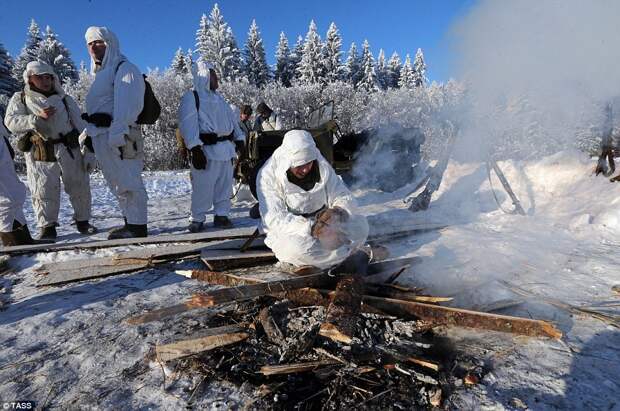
left=2, top=150, right=620, bottom=409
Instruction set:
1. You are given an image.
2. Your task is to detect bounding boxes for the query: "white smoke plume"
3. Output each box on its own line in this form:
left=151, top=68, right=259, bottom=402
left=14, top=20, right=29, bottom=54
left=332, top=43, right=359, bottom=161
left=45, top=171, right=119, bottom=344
left=451, top=0, right=620, bottom=160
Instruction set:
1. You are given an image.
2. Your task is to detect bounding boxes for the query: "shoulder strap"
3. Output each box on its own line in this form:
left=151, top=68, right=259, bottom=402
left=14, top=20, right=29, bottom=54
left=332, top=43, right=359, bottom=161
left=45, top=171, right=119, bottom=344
left=193, top=90, right=199, bottom=111
left=61, top=96, right=76, bottom=130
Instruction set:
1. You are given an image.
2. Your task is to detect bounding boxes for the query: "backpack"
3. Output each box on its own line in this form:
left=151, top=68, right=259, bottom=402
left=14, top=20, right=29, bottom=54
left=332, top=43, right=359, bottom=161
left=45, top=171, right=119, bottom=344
left=114, top=61, right=161, bottom=125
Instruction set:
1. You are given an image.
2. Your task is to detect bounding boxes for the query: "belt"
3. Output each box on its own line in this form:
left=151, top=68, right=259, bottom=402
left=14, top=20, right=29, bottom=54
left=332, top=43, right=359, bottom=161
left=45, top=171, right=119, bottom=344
left=199, top=132, right=234, bottom=145
left=82, top=112, right=112, bottom=128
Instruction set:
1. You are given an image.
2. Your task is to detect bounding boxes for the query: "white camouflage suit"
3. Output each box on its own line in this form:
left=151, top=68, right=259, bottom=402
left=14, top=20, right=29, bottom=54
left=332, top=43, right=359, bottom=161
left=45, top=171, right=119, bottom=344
left=0, top=122, right=27, bottom=232
left=257, top=130, right=369, bottom=269
left=178, top=60, right=244, bottom=223
left=4, top=61, right=92, bottom=229
left=84, top=27, right=148, bottom=225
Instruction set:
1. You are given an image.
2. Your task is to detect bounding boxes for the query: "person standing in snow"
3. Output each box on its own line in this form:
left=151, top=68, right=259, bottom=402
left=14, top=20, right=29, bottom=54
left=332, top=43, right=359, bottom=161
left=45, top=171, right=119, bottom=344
left=253, top=101, right=282, bottom=132
left=177, top=60, right=245, bottom=233
left=4, top=61, right=97, bottom=241
left=238, top=104, right=253, bottom=139
left=0, top=121, right=36, bottom=246
left=82, top=26, right=148, bottom=239
left=256, top=129, right=369, bottom=270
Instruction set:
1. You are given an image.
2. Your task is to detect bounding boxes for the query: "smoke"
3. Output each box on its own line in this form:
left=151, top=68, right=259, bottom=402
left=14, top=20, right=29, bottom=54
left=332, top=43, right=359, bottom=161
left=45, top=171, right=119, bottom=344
left=451, top=0, right=620, bottom=160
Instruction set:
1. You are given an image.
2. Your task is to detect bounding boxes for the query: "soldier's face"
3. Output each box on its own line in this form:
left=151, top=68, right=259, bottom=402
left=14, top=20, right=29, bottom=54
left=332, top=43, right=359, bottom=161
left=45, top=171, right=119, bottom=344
left=87, top=40, right=106, bottom=63
left=240, top=113, right=250, bottom=121
left=290, top=161, right=314, bottom=179
left=29, top=73, right=53, bottom=92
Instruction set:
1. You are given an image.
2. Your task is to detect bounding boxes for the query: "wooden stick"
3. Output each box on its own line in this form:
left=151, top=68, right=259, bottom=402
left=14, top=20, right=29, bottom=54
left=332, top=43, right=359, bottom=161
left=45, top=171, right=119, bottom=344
left=364, top=283, right=452, bottom=304
left=363, top=295, right=562, bottom=339
left=156, top=325, right=249, bottom=362
left=320, top=275, right=364, bottom=344
left=259, top=360, right=340, bottom=376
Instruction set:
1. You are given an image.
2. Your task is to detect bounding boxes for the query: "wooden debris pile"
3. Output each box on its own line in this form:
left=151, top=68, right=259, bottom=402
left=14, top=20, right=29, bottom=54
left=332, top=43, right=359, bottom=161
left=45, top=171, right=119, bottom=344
left=154, top=296, right=484, bottom=409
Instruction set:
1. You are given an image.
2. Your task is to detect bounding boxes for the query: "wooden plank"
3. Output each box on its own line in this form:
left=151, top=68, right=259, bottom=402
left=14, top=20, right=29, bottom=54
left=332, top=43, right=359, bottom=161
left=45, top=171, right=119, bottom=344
left=1, top=226, right=257, bottom=255
left=259, top=360, right=340, bottom=376
left=364, top=283, right=452, bottom=304
left=319, top=275, right=364, bottom=344
left=125, top=273, right=337, bottom=325
left=36, top=238, right=267, bottom=287
left=202, top=248, right=275, bottom=271
left=362, top=295, right=562, bottom=339
left=156, top=324, right=249, bottom=362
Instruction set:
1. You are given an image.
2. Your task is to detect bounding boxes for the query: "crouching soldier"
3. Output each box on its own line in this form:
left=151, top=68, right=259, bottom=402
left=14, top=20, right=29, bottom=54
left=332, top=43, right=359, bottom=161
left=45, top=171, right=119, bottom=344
left=83, top=26, right=148, bottom=239
left=4, top=61, right=96, bottom=240
left=0, top=122, right=35, bottom=246
left=178, top=60, right=244, bottom=233
left=256, top=130, right=369, bottom=272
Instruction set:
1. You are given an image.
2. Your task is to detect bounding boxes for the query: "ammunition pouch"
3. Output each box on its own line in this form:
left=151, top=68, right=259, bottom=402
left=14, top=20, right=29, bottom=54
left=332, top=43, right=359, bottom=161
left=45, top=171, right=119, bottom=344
left=16, top=133, right=33, bottom=153
left=199, top=132, right=234, bottom=146
left=61, top=129, right=80, bottom=149
left=31, top=133, right=57, bottom=162
left=82, top=112, right=113, bottom=128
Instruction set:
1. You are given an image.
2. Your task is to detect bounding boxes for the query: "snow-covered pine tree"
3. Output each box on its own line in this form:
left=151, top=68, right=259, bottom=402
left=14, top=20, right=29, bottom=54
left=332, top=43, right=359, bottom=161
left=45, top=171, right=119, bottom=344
left=344, top=42, right=361, bottom=87
left=323, top=22, right=342, bottom=83
left=170, top=47, right=186, bottom=75
left=225, top=27, right=242, bottom=81
left=356, top=40, right=378, bottom=92
left=387, top=52, right=402, bottom=88
left=398, top=54, right=415, bottom=89
left=0, top=42, right=18, bottom=97
left=64, top=61, right=93, bottom=109
left=243, top=20, right=269, bottom=87
left=289, top=35, right=304, bottom=82
left=298, top=20, right=324, bottom=85
left=195, top=14, right=210, bottom=61
left=376, top=49, right=388, bottom=90
left=412, top=47, right=428, bottom=88
left=185, top=49, right=194, bottom=71
left=36, top=26, right=78, bottom=83
left=274, top=32, right=293, bottom=87
left=12, top=19, right=43, bottom=86
left=203, top=3, right=238, bottom=81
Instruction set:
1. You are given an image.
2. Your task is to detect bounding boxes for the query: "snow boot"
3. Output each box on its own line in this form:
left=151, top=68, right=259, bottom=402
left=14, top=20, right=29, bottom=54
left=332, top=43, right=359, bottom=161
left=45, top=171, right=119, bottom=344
left=249, top=203, right=261, bottom=219
left=1, top=222, right=36, bottom=246
left=107, top=224, right=148, bottom=240
left=39, top=224, right=57, bottom=241
left=188, top=221, right=204, bottom=233
left=76, top=220, right=98, bottom=235
left=213, top=215, right=233, bottom=228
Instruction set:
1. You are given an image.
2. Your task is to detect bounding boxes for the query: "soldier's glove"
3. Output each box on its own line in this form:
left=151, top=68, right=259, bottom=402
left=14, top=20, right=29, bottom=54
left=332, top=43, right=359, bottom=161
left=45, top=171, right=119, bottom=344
left=311, top=207, right=350, bottom=250
left=315, top=207, right=349, bottom=226
left=190, top=146, right=207, bottom=170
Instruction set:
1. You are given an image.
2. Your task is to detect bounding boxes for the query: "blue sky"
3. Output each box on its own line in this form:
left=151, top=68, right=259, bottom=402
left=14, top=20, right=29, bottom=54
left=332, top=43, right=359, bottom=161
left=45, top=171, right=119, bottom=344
left=0, top=0, right=474, bottom=82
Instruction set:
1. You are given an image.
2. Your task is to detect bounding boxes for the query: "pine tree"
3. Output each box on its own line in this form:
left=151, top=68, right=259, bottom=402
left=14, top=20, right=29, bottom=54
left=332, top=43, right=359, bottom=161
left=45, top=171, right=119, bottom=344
left=195, top=14, right=210, bottom=60
left=185, top=49, right=194, bottom=71
left=243, top=20, right=269, bottom=87
left=398, top=54, right=415, bottom=89
left=387, top=52, right=402, bottom=88
left=375, top=49, right=388, bottom=90
left=323, top=22, right=342, bottom=83
left=356, top=40, right=378, bottom=92
left=12, top=19, right=43, bottom=86
left=298, top=20, right=324, bottom=85
left=0, top=42, right=18, bottom=97
left=289, top=35, right=304, bottom=82
left=201, top=3, right=240, bottom=81
left=412, top=48, right=428, bottom=88
left=225, top=27, right=243, bottom=81
left=36, top=26, right=78, bottom=83
left=274, top=32, right=294, bottom=87
left=344, top=42, right=361, bottom=86
left=170, top=47, right=186, bottom=75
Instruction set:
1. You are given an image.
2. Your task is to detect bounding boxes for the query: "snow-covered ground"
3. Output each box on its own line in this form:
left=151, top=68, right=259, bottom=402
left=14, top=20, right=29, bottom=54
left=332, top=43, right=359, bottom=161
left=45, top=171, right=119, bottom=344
left=1, top=150, right=619, bottom=409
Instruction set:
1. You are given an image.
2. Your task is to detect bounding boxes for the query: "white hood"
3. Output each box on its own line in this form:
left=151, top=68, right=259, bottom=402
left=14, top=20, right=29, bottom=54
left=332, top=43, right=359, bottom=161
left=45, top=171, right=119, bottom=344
left=191, top=59, right=213, bottom=93
left=23, top=61, right=64, bottom=97
left=85, top=26, right=124, bottom=73
left=273, top=130, right=321, bottom=174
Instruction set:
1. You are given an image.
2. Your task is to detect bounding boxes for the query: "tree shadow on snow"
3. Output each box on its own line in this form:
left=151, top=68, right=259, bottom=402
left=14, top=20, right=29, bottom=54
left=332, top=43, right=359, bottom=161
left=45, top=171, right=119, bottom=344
left=0, top=269, right=188, bottom=326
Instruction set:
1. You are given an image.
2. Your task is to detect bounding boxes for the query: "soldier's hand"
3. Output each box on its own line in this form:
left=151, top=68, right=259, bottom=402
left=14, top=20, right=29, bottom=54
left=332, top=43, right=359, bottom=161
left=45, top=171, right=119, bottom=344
left=316, top=225, right=348, bottom=250
left=190, top=146, right=207, bottom=170
left=40, top=106, right=56, bottom=119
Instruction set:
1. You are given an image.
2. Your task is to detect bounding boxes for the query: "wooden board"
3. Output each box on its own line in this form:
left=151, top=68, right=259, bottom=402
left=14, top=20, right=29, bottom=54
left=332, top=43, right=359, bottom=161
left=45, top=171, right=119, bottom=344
left=36, top=238, right=268, bottom=287
left=1, top=226, right=257, bottom=255
left=155, top=324, right=250, bottom=362
left=201, top=248, right=275, bottom=271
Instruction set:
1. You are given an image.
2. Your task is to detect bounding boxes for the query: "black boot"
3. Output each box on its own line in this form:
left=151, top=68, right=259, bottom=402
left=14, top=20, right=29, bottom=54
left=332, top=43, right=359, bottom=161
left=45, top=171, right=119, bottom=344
left=1, top=222, right=36, bottom=246
left=39, top=224, right=57, bottom=241
left=76, top=220, right=98, bottom=235
left=107, top=223, right=147, bottom=240
left=249, top=203, right=261, bottom=219
left=213, top=215, right=233, bottom=228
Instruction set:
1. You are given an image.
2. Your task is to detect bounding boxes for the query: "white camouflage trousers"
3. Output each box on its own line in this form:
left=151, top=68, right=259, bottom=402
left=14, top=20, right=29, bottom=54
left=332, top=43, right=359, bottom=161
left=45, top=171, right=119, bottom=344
left=190, top=159, right=233, bottom=222
left=25, top=146, right=92, bottom=229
